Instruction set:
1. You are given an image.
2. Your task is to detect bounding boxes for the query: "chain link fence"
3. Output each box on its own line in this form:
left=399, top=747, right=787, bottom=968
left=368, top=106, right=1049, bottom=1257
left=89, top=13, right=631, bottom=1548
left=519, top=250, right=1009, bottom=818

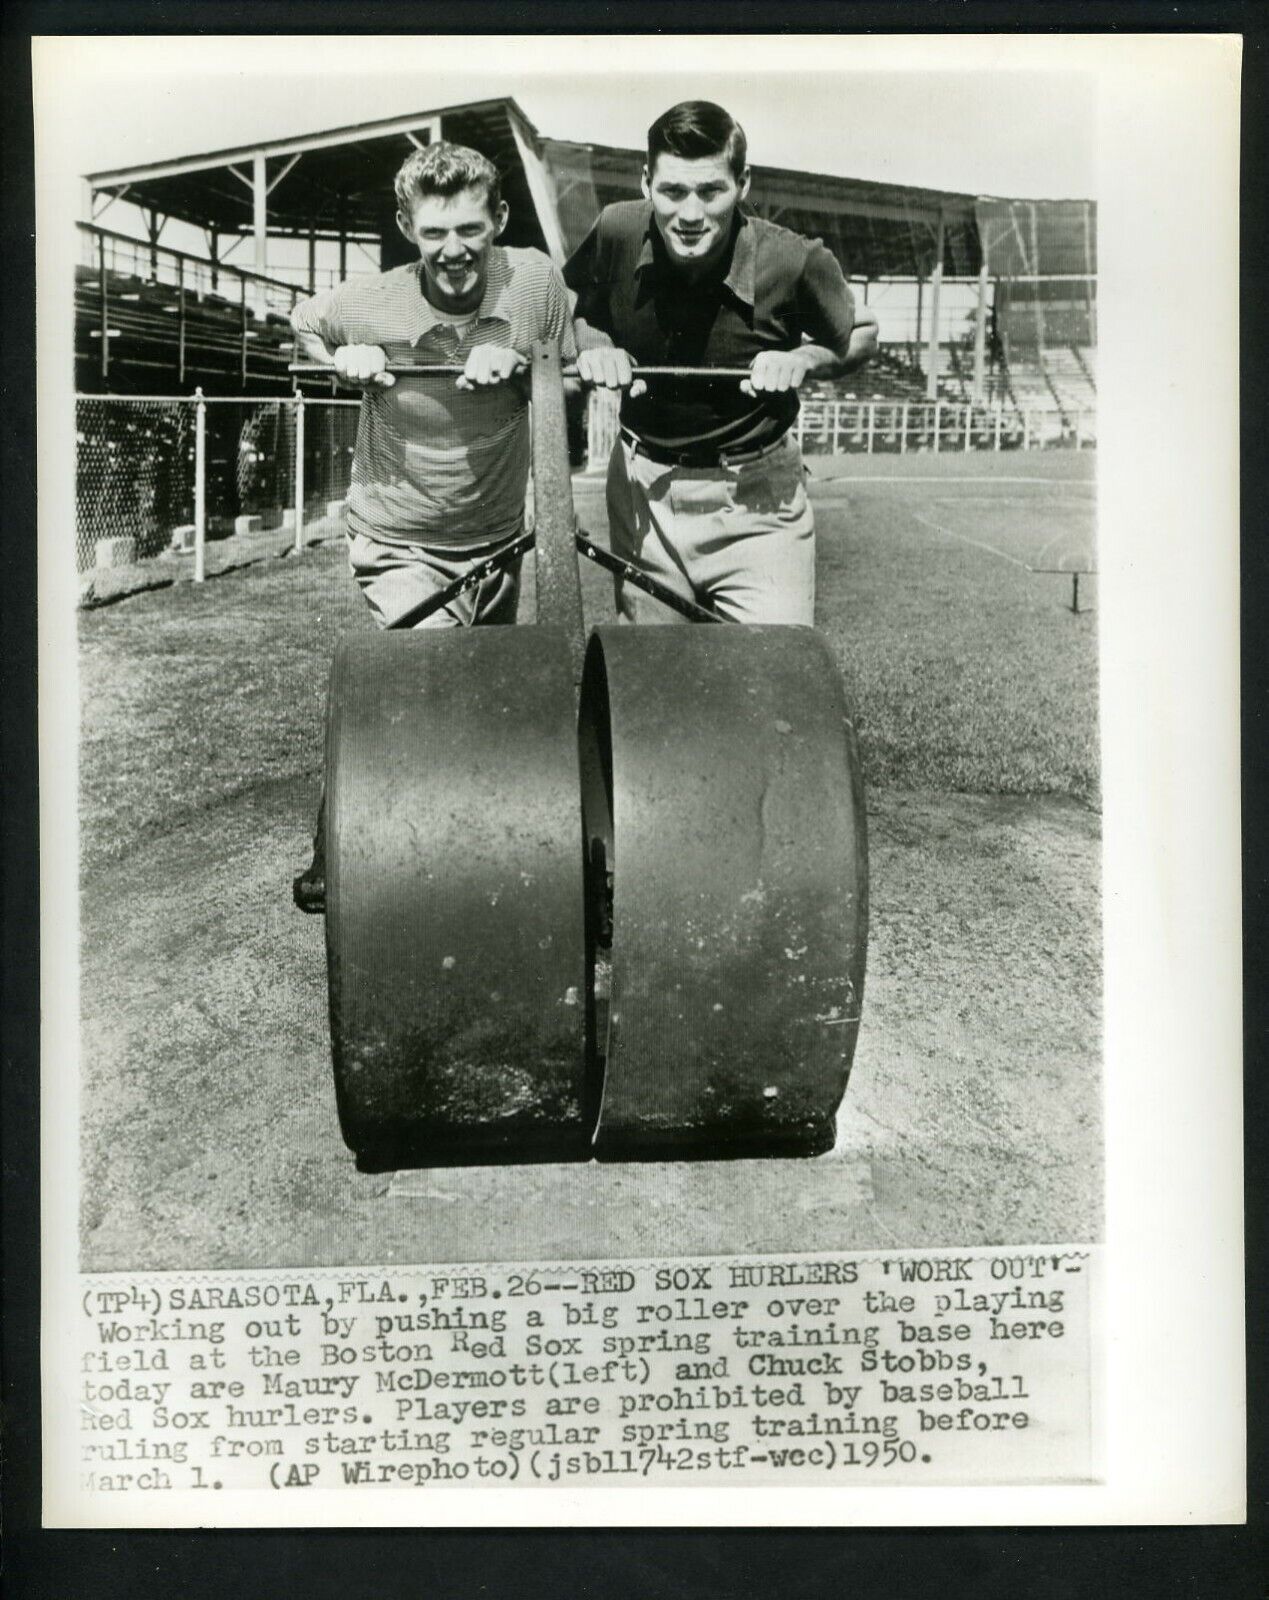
left=202, top=397, right=296, bottom=538
left=75, top=394, right=359, bottom=594
left=76, top=398, right=197, bottom=572
left=76, top=389, right=1091, bottom=598
left=200, top=396, right=360, bottom=541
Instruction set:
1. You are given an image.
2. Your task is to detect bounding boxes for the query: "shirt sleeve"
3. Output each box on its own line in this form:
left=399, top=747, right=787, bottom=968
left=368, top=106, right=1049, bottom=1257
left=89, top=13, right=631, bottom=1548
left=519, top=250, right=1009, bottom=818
left=562, top=217, right=612, bottom=338
left=542, top=262, right=578, bottom=361
left=290, top=286, right=347, bottom=351
left=796, top=242, right=857, bottom=359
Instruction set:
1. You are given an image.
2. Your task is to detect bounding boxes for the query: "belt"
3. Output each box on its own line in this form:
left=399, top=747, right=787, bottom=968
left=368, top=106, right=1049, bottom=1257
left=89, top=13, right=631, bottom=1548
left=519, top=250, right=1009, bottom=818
left=620, top=428, right=789, bottom=469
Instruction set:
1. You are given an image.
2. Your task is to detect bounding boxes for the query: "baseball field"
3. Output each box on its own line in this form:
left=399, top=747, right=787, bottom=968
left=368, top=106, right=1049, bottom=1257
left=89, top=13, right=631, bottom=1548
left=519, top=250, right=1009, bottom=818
left=78, top=449, right=1100, bottom=1271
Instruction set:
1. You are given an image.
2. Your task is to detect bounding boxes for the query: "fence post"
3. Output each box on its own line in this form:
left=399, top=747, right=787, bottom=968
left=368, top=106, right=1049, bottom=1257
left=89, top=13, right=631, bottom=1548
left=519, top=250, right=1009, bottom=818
left=995, top=405, right=1003, bottom=451
left=240, top=278, right=249, bottom=388
left=963, top=403, right=972, bottom=452
left=177, top=258, right=186, bottom=386
left=1075, top=409, right=1084, bottom=451
left=293, top=391, right=306, bottom=552
left=865, top=402, right=874, bottom=454
left=193, top=388, right=207, bottom=583
left=98, top=229, right=110, bottom=383
left=1023, top=411, right=1032, bottom=451
left=900, top=401, right=909, bottom=454
left=831, top=402, right=841, bottom=455
left=933, top=400, right=942, bottom=454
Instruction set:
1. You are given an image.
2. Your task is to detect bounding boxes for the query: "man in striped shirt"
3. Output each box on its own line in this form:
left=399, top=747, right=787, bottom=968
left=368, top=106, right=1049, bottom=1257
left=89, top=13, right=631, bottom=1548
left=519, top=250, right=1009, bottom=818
left=289, top=141, right=576, bottom=911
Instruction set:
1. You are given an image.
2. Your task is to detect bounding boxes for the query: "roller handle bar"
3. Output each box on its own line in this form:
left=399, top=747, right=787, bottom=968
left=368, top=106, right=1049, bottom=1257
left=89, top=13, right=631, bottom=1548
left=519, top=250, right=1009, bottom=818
left=289, top=363, right=755, bottom=380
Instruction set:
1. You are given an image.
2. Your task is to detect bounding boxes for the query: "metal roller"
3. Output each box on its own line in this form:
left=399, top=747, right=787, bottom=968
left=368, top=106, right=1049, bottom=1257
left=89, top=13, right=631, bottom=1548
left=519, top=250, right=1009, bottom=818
left=315, top=342, right=867, bottom=1168
left=325, top=626, right=590, bottom=1164
left=580, top=626, right=868, bottom=1159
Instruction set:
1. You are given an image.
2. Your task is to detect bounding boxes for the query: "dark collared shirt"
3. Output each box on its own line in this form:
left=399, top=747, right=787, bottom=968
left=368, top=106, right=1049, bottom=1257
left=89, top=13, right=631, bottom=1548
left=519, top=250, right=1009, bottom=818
left=292, top=249, right=575, bottom=545
left=564, top=201, right=856, bottom=455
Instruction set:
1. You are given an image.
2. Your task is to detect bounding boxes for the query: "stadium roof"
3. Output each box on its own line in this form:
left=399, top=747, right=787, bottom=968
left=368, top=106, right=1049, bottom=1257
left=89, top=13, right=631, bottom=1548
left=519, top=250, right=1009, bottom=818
left=84, top=98, right=548, bottom=249
left=84, top=95, right=1094, bottom=283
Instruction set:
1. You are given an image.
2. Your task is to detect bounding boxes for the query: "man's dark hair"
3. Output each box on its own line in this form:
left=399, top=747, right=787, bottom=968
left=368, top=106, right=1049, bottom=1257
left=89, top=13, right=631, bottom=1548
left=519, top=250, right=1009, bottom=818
left=646, top=101, right=748, bottom=180
left=394, top=141, right=502, bottom=217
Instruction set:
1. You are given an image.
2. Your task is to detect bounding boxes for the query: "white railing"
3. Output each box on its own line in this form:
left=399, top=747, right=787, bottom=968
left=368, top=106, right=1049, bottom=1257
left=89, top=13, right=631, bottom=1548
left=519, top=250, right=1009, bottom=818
left=78, top=222, right=306, bottom=319
left=583, top=392, right=1094, bottom=472
left=794, top=399, right=1095, bottom=455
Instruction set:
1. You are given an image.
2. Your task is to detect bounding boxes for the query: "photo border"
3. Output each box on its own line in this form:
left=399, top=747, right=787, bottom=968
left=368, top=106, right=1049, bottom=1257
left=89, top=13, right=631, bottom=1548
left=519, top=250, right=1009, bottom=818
left=6, top=0, right=1258, bottom=1591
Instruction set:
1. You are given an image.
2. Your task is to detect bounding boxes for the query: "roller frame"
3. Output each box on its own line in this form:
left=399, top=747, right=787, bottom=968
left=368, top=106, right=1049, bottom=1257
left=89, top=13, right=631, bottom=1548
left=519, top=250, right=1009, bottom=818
left=319, top=342, right=868, bottom=1167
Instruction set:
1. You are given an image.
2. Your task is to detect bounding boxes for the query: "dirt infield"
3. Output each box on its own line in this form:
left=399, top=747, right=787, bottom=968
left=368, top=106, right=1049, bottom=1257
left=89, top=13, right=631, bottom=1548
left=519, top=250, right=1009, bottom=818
left=77, top=452, right=1101, bottom=1271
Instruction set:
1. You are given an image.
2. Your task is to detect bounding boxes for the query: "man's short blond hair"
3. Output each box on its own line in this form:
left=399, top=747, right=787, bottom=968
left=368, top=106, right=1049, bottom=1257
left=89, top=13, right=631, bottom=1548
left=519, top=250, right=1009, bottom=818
left=394, top=141, right=502, bottom=216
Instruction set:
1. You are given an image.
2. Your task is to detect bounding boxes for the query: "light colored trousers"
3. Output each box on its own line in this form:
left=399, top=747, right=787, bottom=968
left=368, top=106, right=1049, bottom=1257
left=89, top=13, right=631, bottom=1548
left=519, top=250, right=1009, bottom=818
left=348, top=526, right=522, bottom=629
left=605, top=431, right=816, bottom=625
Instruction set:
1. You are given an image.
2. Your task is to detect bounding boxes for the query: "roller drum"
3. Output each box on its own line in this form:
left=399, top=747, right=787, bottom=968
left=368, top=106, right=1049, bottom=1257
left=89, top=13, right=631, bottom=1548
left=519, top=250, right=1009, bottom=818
left=325, top=626, right=590, bottom=1164
left=582, top=625, right=868, bottom=1159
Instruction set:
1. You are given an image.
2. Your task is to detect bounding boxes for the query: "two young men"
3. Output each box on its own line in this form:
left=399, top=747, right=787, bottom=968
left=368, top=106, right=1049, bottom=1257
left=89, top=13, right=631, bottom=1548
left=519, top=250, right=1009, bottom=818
left=291, top=103, right=875, bottom=907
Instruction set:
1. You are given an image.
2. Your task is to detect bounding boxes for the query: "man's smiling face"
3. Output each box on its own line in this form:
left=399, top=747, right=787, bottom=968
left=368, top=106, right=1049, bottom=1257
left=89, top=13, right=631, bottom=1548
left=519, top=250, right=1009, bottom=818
left=642, top=152, right=751, bottom=275
left=398, top=185, right=508, bottom=313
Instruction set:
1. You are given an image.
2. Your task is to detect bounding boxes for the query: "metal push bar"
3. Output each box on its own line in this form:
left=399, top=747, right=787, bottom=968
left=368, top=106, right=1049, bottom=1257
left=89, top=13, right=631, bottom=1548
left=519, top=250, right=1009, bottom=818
left=290, top=358, right=731, bottom=626
left=289, top=363, right=756, bottom=380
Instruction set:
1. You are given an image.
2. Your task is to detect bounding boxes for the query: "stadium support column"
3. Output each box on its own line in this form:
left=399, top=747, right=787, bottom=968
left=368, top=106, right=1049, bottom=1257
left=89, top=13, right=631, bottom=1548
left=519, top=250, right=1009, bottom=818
left=97, top=229, right=109, bottom=384
left=145, top=208, right=164, bottom=278
left=508, top=113, right=569, bottom=266
left=914, top=275, right=922, bottom=369
left=1083, top=200, right=1097, bottom=348
left=972, top=261, right=989, bottom=404
left=252, top=151, right=268, bottom=317
left=307, top=231, right=317, bottom=294
left=925, top=210, right=944, bottom=402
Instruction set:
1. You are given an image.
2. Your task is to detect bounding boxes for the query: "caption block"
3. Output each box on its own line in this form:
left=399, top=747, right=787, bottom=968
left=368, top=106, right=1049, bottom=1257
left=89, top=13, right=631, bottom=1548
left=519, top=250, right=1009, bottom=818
left=69, top=1247, right=1096, bottom=1500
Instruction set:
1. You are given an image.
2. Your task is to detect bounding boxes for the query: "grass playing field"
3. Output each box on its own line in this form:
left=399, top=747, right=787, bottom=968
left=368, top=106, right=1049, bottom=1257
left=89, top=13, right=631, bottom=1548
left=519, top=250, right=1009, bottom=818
left=76, top=450, right=1102, bottom=1270
left=80, top=451, right=1097, bottom=871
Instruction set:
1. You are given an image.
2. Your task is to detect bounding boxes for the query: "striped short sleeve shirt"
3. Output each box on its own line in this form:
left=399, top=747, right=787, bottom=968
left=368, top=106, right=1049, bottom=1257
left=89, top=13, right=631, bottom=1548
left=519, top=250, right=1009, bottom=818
left=292, top=248, right=577, bottom=547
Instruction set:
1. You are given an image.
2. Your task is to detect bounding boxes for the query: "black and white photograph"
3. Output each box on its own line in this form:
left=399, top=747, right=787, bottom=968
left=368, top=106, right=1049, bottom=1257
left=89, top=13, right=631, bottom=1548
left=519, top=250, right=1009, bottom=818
left=66, top=43, right=1102, bottom=1267
left=35, top=31, right=1243, bottom=1525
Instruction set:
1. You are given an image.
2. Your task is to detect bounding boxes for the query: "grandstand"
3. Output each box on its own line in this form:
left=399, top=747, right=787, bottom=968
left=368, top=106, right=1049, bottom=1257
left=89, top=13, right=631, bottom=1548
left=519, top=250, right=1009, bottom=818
left=76, top=227, right=302, bottom=394
left=74, top=97, right=1096, bottom=582
left=79, top=96, right=1095, bottom=407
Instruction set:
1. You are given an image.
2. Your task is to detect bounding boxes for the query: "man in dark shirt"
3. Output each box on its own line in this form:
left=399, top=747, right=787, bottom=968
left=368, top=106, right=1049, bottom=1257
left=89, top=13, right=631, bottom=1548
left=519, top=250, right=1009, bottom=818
left=565, top=100, right=878, bottom=624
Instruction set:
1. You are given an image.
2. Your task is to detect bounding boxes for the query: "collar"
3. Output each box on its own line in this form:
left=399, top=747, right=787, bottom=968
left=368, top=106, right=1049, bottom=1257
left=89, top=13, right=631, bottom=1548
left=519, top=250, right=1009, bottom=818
left=409, top=248, right=513, bottom=341
left=635, top=208, right=756, bottom=307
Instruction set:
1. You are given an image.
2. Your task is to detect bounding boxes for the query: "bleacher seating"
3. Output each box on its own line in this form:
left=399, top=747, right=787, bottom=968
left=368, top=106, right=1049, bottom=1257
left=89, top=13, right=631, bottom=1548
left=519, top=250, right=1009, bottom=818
left=1040, top=346, right=1096, bottom=413
left=75, top=254, right=300, bottom=395
left=74, top=224, right=1096, bottom=452
left=814, top=348, right=928, bottom=404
